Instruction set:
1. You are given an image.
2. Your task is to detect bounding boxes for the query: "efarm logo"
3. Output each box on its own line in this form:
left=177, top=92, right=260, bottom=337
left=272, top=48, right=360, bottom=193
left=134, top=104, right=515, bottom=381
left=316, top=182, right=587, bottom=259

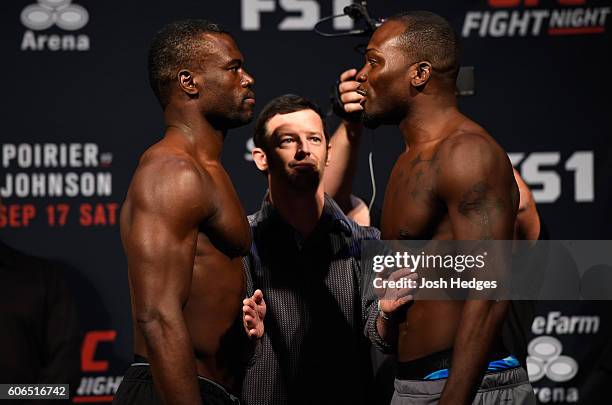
left=462, top=0, right=610, bottom=37
left=526, top=311, right=600, bottom=403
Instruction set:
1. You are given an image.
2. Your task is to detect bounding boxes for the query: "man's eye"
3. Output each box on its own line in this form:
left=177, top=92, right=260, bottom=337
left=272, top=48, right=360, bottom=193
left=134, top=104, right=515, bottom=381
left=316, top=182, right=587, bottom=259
left=281, top=138, right=294, bottom=144
left=368, top=59, right=377, bottom=66
left=309, top=137, right=322, bottom=143
left=229, top=66, right=240, bottom=72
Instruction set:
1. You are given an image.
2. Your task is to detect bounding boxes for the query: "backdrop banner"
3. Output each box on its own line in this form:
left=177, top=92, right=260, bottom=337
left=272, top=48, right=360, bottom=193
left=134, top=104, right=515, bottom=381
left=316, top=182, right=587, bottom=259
left=1, top=1, right=610, bottom=403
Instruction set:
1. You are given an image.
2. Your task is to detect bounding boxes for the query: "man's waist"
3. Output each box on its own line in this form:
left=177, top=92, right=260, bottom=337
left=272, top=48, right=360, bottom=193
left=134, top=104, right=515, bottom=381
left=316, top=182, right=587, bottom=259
left=396, top=349, right=519, bottom=381
left=130, top=355, right=240, bottom=401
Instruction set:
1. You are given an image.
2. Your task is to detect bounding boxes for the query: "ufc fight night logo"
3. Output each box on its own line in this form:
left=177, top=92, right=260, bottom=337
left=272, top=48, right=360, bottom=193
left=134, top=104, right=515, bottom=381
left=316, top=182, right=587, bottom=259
left=462, top=0, right=610, bottom=37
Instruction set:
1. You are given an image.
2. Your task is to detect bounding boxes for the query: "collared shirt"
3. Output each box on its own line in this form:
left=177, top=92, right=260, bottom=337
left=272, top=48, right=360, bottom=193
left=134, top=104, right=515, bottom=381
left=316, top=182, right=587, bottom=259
left=241, top=194, right=388, bottom=405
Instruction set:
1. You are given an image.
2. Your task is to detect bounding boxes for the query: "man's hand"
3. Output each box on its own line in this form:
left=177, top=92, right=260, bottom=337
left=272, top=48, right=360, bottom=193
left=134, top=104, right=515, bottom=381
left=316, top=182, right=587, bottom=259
left=333, top=68, right=365, bottom=121
left=338, top=68, right=365, bottom=114
left=373, top=268, right=417, bottom=347
left=243, top=289, right=266, bottom=339
left=376, top=268, right=418, bottom=316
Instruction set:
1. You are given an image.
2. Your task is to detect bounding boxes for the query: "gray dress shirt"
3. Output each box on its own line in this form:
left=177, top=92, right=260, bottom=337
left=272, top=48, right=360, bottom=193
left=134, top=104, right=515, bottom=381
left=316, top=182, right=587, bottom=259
left=241, top=195, right=389, bottom=405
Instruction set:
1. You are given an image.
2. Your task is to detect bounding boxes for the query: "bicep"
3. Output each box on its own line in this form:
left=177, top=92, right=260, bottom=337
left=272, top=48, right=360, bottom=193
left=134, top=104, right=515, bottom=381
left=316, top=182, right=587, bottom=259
left=448, top=181, right=512, bottom=240
left=439, top=141, right=517, bottom=240
left=123, top=160, right=211, bottom=320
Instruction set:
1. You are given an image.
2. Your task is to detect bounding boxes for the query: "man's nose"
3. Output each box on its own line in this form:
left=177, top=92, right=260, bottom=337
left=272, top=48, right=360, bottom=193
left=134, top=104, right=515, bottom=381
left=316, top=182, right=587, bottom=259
left=242, top=70, right=254, bottom=87
left=356, top=66, right=368, bottom=82
left=295, top=140, right=311, bottom=158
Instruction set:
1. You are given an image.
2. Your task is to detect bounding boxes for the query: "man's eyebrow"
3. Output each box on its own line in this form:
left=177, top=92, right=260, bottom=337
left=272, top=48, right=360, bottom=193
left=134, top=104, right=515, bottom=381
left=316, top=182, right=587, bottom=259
left=365, top=48, right=380, bottom=54
left=274, top=129, right=322, bottom=136
left=225, top=58, right=243, bottom=66
left=271, top=128, right=293, bottom=138
left=273, top=130, right=297, bottom=138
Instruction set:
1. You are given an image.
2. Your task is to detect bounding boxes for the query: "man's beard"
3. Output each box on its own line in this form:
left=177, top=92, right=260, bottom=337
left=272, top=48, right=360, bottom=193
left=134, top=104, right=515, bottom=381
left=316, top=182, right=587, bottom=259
left=209, top=109, right=253, bottom=130
left=362, top=111, right=381, bottom=129
left=362, top=103, right=406, bottom=129
left=286, top=169, right=320, bottom=191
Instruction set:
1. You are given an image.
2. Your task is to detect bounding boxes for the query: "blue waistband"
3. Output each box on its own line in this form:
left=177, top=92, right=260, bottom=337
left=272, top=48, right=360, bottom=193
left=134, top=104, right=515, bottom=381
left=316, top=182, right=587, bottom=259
left=423, top=355, right=520, bottom=380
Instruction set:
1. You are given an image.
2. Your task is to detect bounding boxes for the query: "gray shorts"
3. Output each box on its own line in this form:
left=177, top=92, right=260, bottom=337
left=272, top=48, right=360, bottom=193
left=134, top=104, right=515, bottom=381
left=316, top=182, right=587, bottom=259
left=391, top=367, right=536, bottom=405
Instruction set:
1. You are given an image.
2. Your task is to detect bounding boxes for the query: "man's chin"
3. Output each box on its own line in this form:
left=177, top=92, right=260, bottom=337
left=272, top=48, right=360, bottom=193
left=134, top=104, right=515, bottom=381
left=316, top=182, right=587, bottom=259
left=226, top=113, right=254, bottom=129
left=287, top=172, right=320, bottom=191
left=362, top=113, right=381, bottom=129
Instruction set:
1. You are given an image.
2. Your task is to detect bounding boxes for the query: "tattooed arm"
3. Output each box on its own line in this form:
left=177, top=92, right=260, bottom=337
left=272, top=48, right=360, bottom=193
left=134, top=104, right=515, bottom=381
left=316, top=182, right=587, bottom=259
left=435, top=133, right=518, bottom=405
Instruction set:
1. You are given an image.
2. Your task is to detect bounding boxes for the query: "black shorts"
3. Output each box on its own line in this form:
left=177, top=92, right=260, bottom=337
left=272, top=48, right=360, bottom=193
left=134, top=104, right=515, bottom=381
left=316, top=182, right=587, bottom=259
left=112, top=362, right=241, bottom=405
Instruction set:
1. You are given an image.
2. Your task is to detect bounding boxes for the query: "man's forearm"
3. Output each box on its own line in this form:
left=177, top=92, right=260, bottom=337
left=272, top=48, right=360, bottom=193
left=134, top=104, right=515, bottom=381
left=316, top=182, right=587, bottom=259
left=139, top=315, right=202, bottom=405
left=439, top=300, right=509, bottom=405
left=323, top=121, right=363, bottom=208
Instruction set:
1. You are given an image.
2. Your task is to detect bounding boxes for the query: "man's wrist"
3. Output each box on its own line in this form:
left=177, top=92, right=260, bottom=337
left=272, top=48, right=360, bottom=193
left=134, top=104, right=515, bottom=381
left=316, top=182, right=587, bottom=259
left=377, top=300, right=392, bottom=322
left=342, top=120, right=364, bottom=140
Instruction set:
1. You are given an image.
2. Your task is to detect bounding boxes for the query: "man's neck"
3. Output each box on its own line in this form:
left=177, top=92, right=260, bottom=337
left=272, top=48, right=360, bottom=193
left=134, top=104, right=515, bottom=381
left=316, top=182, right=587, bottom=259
left=268, top=181, right=325, bottom=238
left=164, top=103, right=225, bottom=161
left=399, top=94, right=460, bottom=149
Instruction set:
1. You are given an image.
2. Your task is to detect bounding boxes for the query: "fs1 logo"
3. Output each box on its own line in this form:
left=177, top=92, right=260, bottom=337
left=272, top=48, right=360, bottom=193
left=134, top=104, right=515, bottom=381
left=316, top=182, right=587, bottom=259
left=20, top=0, right=90, bottom=51
left=462, top=0, right=610, bottom=37
left=242, top=0, right=354, bottom=30
left=509, top=151, right=594, bottom=203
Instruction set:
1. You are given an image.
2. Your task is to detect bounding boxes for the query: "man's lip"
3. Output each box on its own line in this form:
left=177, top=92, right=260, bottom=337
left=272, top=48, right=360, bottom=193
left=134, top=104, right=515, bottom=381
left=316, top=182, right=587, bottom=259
left=243, top=97, right=256, bottom=105
left=356, top=89, right=367, bottom=96
left=290, top=162, right=316, bottom=168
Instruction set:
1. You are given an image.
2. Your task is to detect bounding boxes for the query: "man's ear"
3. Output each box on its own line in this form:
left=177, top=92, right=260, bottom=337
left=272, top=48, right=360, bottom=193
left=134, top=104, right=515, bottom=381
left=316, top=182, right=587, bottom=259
left=410, top=62, right=432, bottom=88
left=252, top=147, right=268, bottom=172
left=178, top=69, right=199, bottom=96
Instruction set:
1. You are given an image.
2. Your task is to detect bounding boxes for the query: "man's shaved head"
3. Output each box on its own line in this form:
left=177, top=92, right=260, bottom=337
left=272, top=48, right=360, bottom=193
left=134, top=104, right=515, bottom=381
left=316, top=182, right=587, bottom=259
left=148, top=19, right=231, bottom=107
left=387, top=11, right=460, bottom=82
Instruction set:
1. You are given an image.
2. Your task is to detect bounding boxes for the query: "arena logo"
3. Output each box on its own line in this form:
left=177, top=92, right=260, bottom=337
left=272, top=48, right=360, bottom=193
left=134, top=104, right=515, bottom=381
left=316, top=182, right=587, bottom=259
left=242, top=0, right=354, bottom=30
left=1, top=143, right=113, bottom=198
left=75, top=330, right=123, bottom=402
left=462, top=0, right=611, bottom=37
left=20, top=0, right=90, bottom=51
left=527, top=311, right=600, bottom=403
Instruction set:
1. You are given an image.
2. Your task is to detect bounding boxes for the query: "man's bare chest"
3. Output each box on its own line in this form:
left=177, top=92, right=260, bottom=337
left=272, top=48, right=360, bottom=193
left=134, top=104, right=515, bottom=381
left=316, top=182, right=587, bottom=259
left=381, top=150, right=446, bottom=240
left=197, top=170, right=251, bottom=258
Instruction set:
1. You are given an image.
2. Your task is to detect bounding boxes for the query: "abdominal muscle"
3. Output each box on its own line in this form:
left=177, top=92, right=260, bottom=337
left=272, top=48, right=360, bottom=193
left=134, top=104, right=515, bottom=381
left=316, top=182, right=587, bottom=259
left=397, top=300, right=463, bottom=362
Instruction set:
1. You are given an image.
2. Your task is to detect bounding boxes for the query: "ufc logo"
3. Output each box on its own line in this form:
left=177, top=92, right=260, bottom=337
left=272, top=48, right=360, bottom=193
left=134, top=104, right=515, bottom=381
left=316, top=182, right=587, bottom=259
left=81, top=330, right=116, bottom=372
left=489, top=0, right=586, bottom=7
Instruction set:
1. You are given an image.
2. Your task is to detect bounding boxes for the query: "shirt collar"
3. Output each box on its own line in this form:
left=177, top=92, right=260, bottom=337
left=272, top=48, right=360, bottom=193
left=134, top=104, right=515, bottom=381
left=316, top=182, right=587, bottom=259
left=256, top=192, right=353, bottom=237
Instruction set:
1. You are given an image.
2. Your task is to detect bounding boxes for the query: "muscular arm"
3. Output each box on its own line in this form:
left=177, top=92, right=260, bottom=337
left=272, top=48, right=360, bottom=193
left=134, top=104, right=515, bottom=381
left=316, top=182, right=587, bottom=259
left=513, top=168, right=541, bottom=241
left=323, top=68, right=371, bottom=224
left=121, top=157, right=213, bottom=405
left=436, top=134, right=518, bottom=405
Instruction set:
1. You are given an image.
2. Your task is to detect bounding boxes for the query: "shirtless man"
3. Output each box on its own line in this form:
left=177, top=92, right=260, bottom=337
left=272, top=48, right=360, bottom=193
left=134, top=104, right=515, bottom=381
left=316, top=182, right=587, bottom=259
left=113, top=20, right=265, bottom=405
left=337, top=11, right=535, bottom=404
